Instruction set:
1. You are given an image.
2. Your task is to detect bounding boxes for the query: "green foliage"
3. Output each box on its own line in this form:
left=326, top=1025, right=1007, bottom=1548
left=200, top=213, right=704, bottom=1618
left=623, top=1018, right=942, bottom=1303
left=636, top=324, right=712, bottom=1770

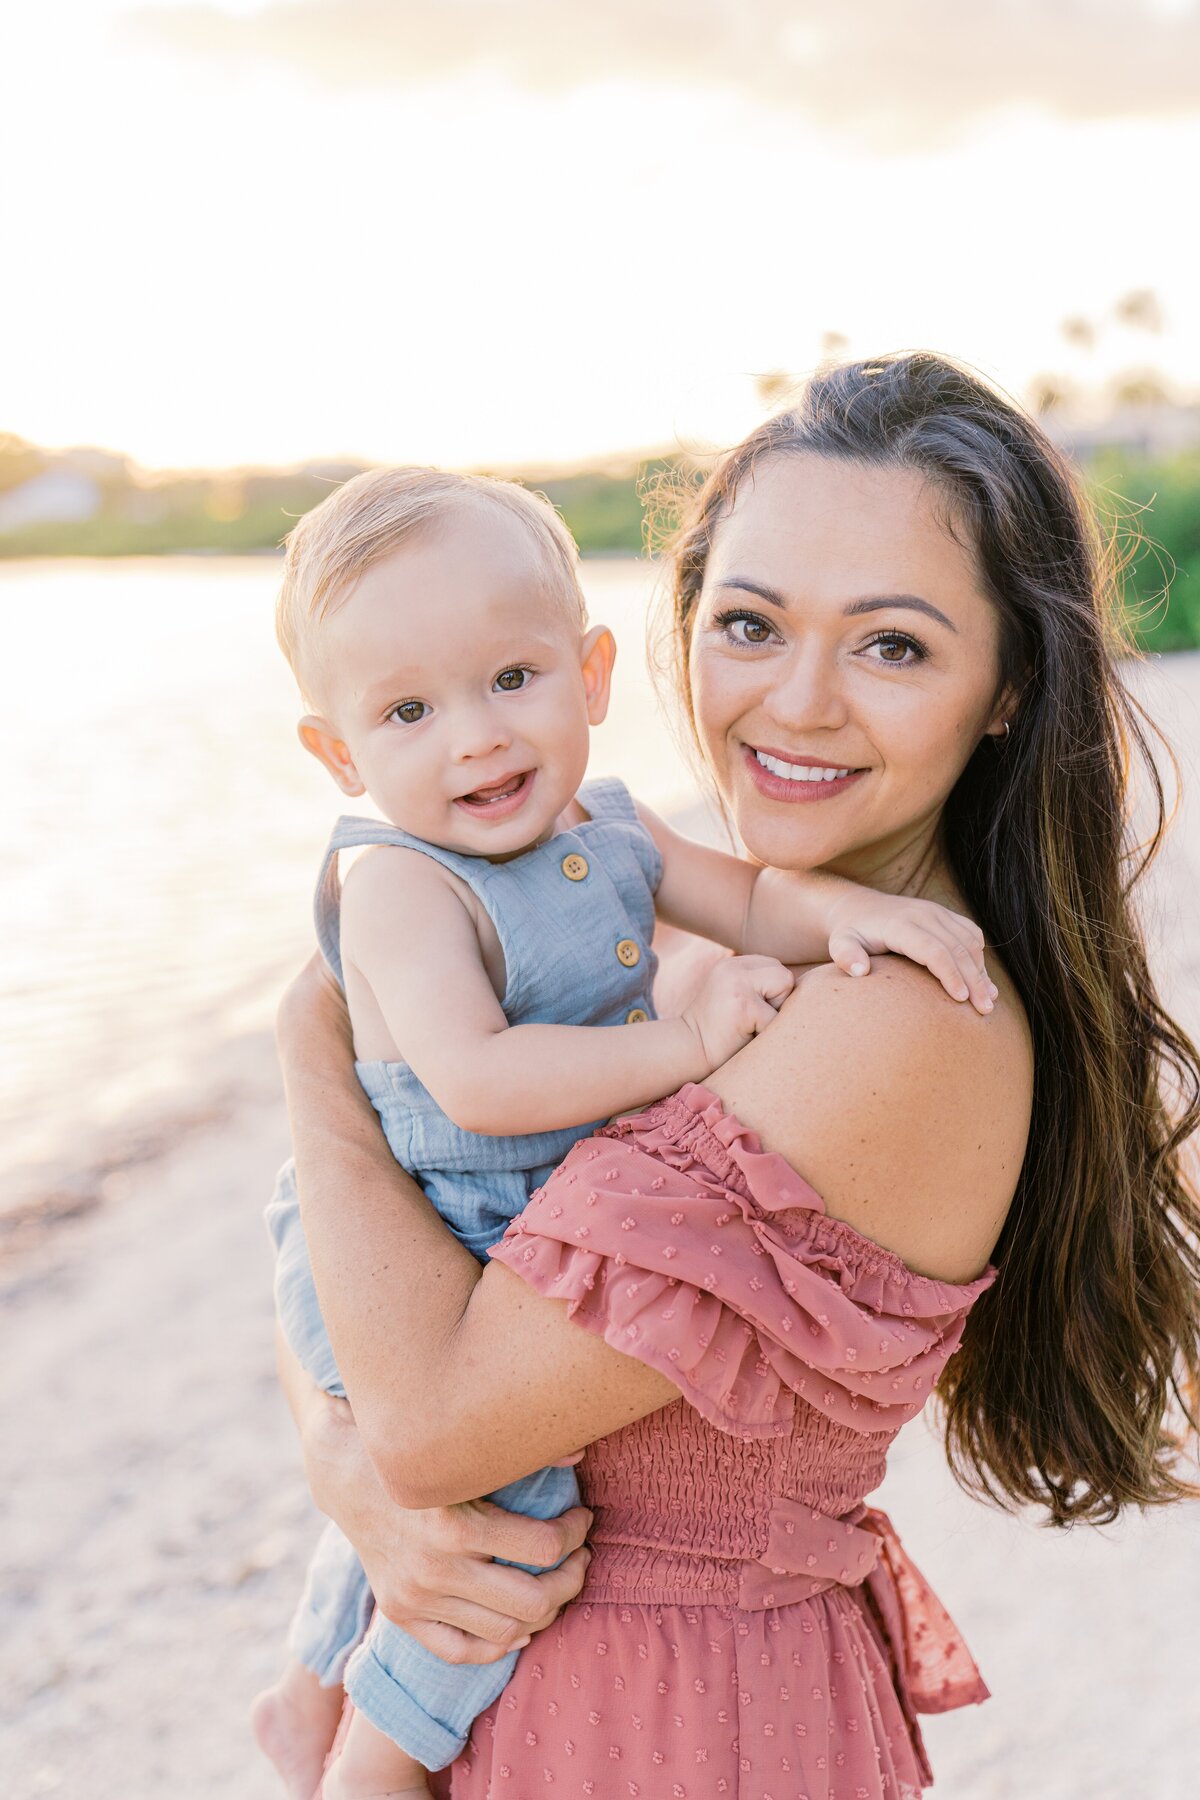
left=533, top=470, right=648, bottom=554
left=2, top=438, right=1198, bottom=656
left=0, top=468, right=336, bottom=560
left=0, top=500, right=292, bottom=558
left=1092, top=451, right=1200, bottom=653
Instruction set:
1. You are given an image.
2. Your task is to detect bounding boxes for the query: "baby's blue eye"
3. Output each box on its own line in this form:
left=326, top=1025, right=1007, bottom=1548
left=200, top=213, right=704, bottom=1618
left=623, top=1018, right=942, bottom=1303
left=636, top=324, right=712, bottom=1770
left=494, top=667, right=529, bottom=692
left=392, top=700, right=428, bottom=725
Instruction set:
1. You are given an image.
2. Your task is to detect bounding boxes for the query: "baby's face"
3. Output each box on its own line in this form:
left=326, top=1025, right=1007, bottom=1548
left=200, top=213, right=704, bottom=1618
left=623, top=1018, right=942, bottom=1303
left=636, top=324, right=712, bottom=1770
left=304, top=506, right=613, bottom=857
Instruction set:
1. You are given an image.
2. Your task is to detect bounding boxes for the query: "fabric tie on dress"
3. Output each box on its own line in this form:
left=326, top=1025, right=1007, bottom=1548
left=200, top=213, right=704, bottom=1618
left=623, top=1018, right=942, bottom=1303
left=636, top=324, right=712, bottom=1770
left=738, top=1496, right=881, bottom=1609
left=741, top=1499, right=989, bottom=1699
left=742, top=1499, right=989, bottom=1789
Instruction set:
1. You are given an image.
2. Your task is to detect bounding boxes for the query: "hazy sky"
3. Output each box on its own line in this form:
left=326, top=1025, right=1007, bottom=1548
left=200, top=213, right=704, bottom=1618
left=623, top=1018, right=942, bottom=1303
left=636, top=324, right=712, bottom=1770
left=4, top=0, right=1198, bottom=469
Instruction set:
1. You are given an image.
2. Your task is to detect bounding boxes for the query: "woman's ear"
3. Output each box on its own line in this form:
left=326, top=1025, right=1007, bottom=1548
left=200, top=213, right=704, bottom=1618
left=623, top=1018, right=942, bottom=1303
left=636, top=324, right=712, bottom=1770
left=580, top=625, right=617, bottom=726
left=984, top=679, right=1024, bottom=741
left=298, top=716, right=367, bottom=796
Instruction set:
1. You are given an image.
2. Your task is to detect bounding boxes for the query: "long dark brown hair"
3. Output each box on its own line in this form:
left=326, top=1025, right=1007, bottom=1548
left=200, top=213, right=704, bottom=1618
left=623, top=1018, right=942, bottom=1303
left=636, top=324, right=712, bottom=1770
left=653, top=352, right=1200, bottom=1525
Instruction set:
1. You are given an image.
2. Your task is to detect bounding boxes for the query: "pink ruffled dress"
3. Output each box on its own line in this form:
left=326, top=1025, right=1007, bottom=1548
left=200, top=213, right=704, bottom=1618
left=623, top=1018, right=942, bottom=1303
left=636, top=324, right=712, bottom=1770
left=431, top=1085, right=996, bottom=1800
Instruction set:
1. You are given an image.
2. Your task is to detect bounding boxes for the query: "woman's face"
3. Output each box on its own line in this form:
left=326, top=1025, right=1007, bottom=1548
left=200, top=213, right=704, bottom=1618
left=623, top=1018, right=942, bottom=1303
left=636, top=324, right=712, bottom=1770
left=688, top=453, right=1012, bottom=889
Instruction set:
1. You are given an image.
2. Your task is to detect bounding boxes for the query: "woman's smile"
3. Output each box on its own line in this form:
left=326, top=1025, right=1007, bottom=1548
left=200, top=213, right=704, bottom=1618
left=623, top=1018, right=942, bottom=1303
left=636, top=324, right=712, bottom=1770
left=742, top=742, right=867, bottom=802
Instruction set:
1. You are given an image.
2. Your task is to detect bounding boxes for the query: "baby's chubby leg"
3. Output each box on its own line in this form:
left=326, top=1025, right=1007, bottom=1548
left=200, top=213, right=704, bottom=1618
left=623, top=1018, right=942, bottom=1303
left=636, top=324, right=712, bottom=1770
left=251, top=1657, right=348, bottom=1800
left=322, top=1710, right=434, bottom=1800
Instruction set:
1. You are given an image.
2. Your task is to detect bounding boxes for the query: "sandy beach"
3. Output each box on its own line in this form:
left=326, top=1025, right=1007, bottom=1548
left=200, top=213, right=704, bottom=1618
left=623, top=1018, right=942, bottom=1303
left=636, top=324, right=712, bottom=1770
left=8, top=1040, right=1200, bottom=1797
left=6, top=652, right=1200, bottom=1799
left=7, top=1024, right=1200, bottom=1800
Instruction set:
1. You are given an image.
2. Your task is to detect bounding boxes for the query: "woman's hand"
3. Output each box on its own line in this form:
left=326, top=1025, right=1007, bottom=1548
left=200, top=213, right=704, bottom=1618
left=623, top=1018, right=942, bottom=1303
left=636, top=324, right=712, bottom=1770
left=281, top=1332, right=593, bottom=1664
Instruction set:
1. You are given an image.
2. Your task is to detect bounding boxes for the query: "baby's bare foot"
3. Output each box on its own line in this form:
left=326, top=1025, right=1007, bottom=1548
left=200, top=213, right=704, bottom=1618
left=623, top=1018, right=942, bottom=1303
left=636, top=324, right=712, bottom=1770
left=321, top=1708, right=433, bottom=1799
left=251, top=1659, right=346, bottom=1799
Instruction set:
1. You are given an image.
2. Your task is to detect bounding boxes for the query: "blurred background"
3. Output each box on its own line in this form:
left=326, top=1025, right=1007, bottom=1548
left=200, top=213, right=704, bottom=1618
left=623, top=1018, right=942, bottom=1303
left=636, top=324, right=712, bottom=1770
left=2, top=3, right=1199, bottom=1796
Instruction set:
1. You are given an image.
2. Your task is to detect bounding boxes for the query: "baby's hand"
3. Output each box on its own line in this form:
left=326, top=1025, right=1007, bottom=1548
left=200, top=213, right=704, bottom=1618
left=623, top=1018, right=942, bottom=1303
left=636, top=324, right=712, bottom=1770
left=682, top=954, right=795, bottom=1070
left=824, top=890, right=996, bottom=1014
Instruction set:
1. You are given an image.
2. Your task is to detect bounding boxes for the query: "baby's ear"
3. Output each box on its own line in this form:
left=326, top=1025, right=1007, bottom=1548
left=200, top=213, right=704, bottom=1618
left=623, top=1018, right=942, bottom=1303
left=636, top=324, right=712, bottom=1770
left=298, top=715, right=367, bottom=797
left=580, top=624, right=617, bottom=726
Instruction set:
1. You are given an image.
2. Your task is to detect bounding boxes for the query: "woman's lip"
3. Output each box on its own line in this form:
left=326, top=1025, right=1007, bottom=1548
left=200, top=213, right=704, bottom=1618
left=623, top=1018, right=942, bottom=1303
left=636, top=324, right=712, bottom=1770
left=453, top=770, right=537, bottom=820
left=741, top=743, right=866, bottom=802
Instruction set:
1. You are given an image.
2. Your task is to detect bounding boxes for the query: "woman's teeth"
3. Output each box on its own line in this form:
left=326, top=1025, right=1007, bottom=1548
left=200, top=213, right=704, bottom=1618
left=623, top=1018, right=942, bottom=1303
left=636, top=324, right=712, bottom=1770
left=754, top=751, right=851, bottom=782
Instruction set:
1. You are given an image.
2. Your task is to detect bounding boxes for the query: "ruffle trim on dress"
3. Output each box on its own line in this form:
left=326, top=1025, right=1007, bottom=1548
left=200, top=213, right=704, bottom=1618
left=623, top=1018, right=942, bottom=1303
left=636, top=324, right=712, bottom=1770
left=490, top=1083, right=996, bottom=1441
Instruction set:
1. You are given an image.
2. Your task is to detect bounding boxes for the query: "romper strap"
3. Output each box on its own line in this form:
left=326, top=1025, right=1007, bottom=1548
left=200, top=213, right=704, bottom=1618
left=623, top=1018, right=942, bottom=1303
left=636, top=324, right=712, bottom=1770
left=578, top=775, right=639, bottom=826
left=578, top=776, right=663, bottom=895
left=313, top=814, right=433, bottom=989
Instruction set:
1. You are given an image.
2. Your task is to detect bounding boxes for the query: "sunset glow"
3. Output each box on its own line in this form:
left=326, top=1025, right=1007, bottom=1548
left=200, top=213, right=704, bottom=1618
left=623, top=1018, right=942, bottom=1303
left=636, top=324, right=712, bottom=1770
left=5, top=0, right=1199, bottom=470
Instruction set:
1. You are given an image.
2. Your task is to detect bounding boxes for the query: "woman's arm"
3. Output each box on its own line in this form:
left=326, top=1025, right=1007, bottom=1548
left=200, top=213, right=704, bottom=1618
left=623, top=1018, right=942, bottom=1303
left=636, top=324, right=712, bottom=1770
left=282, top=954, right=1030, bottom=1510
left=274, top=1327, right=594, bottom=1663
left=280, top=956, right=679, bottom=1510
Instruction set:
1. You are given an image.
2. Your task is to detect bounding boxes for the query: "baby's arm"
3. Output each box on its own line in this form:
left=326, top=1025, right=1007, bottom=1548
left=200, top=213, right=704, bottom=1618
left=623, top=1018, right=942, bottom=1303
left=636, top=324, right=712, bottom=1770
left=638, top=803, right=996, bottom=1014
left=339, top=848, right=792, bottom=1138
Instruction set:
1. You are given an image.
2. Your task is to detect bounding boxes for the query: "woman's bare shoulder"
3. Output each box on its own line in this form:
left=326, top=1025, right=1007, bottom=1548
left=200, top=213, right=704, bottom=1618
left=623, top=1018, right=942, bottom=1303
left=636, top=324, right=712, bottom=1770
left=707, top=956, right=1033, bottom=1283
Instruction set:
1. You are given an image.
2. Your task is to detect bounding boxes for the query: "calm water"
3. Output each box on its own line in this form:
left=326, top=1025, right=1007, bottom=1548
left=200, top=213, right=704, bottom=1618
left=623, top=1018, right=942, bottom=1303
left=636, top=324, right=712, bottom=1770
left=0, top=556, right=697, bottom=1211
left=3, top=557, right=1199, bottom=1214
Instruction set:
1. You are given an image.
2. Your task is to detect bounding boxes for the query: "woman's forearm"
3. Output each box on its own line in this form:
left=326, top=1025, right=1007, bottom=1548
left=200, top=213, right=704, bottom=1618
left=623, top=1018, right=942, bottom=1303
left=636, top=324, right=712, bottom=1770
left=274, top=1326, right=595, bottom=1655
left=278, top=962, right=485, bottom=1446
left=275, top=1322, right=363, bottom=1522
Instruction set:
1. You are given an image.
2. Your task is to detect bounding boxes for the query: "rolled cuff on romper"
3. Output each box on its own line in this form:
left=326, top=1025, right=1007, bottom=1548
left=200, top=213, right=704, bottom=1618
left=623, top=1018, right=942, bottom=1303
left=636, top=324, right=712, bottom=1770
left=288, top=1519, right=374, bottom=1687
left=344, top=1625, right=517, bottom=1772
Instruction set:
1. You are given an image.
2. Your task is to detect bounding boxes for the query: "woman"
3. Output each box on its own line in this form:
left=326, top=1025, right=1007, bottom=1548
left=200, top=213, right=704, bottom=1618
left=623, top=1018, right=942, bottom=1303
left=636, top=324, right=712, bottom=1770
left=277, top=354, right=1200, bottom=1797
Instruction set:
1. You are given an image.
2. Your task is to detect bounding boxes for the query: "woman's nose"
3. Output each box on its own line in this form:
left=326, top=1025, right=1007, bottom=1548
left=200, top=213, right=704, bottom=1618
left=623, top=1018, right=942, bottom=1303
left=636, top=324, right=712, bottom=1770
left=761, top=644, right=849, bottom=734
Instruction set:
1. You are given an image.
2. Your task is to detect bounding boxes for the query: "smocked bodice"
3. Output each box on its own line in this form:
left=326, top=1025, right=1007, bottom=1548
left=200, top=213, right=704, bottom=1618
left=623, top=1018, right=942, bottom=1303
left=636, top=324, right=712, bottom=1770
left=586, top=1396, right=894, bottom=1546
left=578, top=1396, right=894, bottom=1597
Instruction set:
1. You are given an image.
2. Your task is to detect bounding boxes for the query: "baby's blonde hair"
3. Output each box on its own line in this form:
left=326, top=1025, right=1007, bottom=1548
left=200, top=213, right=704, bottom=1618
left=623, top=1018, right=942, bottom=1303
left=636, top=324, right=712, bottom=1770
left=277, top=466, right=586, bottom=700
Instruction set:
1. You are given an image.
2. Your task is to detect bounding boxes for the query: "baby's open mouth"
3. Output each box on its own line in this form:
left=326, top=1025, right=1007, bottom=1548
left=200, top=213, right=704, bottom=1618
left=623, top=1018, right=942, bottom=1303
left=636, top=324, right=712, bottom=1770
left=455, top=770, right=533, bottom=810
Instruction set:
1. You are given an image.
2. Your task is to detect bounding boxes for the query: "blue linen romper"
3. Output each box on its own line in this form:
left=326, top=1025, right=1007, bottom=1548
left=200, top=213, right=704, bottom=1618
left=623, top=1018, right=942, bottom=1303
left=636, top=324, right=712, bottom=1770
left=265, top=777, right=662, bottom=1769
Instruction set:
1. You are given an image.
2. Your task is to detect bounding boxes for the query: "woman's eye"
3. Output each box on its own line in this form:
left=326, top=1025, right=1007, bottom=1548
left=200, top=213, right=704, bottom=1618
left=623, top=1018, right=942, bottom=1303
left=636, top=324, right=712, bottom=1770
left=716, top=609, right=776, bottom=647
left=391, top=700, right=428, bottom=725
left=494, top=667, right=530, bottom=692
left=866, top=632, right=927, bottom=666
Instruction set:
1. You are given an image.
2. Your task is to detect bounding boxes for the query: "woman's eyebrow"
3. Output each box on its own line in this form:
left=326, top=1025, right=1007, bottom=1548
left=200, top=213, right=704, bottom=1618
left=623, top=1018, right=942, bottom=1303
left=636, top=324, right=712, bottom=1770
left=715, top=576, right=787, bottom=607
left=845, top=594, right=957, bottom=632
left=715, top=576, right=957, bottom=633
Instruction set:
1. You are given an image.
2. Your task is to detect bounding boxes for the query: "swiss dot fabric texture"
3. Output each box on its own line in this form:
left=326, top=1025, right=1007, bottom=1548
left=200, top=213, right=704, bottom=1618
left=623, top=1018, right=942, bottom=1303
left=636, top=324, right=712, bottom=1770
left=424, top=1084, right=995, bottom=1800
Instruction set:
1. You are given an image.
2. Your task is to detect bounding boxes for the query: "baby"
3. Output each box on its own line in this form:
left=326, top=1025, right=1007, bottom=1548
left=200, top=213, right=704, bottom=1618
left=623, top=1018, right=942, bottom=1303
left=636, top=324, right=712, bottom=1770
left=253, top=467, right=994, bottom=1800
